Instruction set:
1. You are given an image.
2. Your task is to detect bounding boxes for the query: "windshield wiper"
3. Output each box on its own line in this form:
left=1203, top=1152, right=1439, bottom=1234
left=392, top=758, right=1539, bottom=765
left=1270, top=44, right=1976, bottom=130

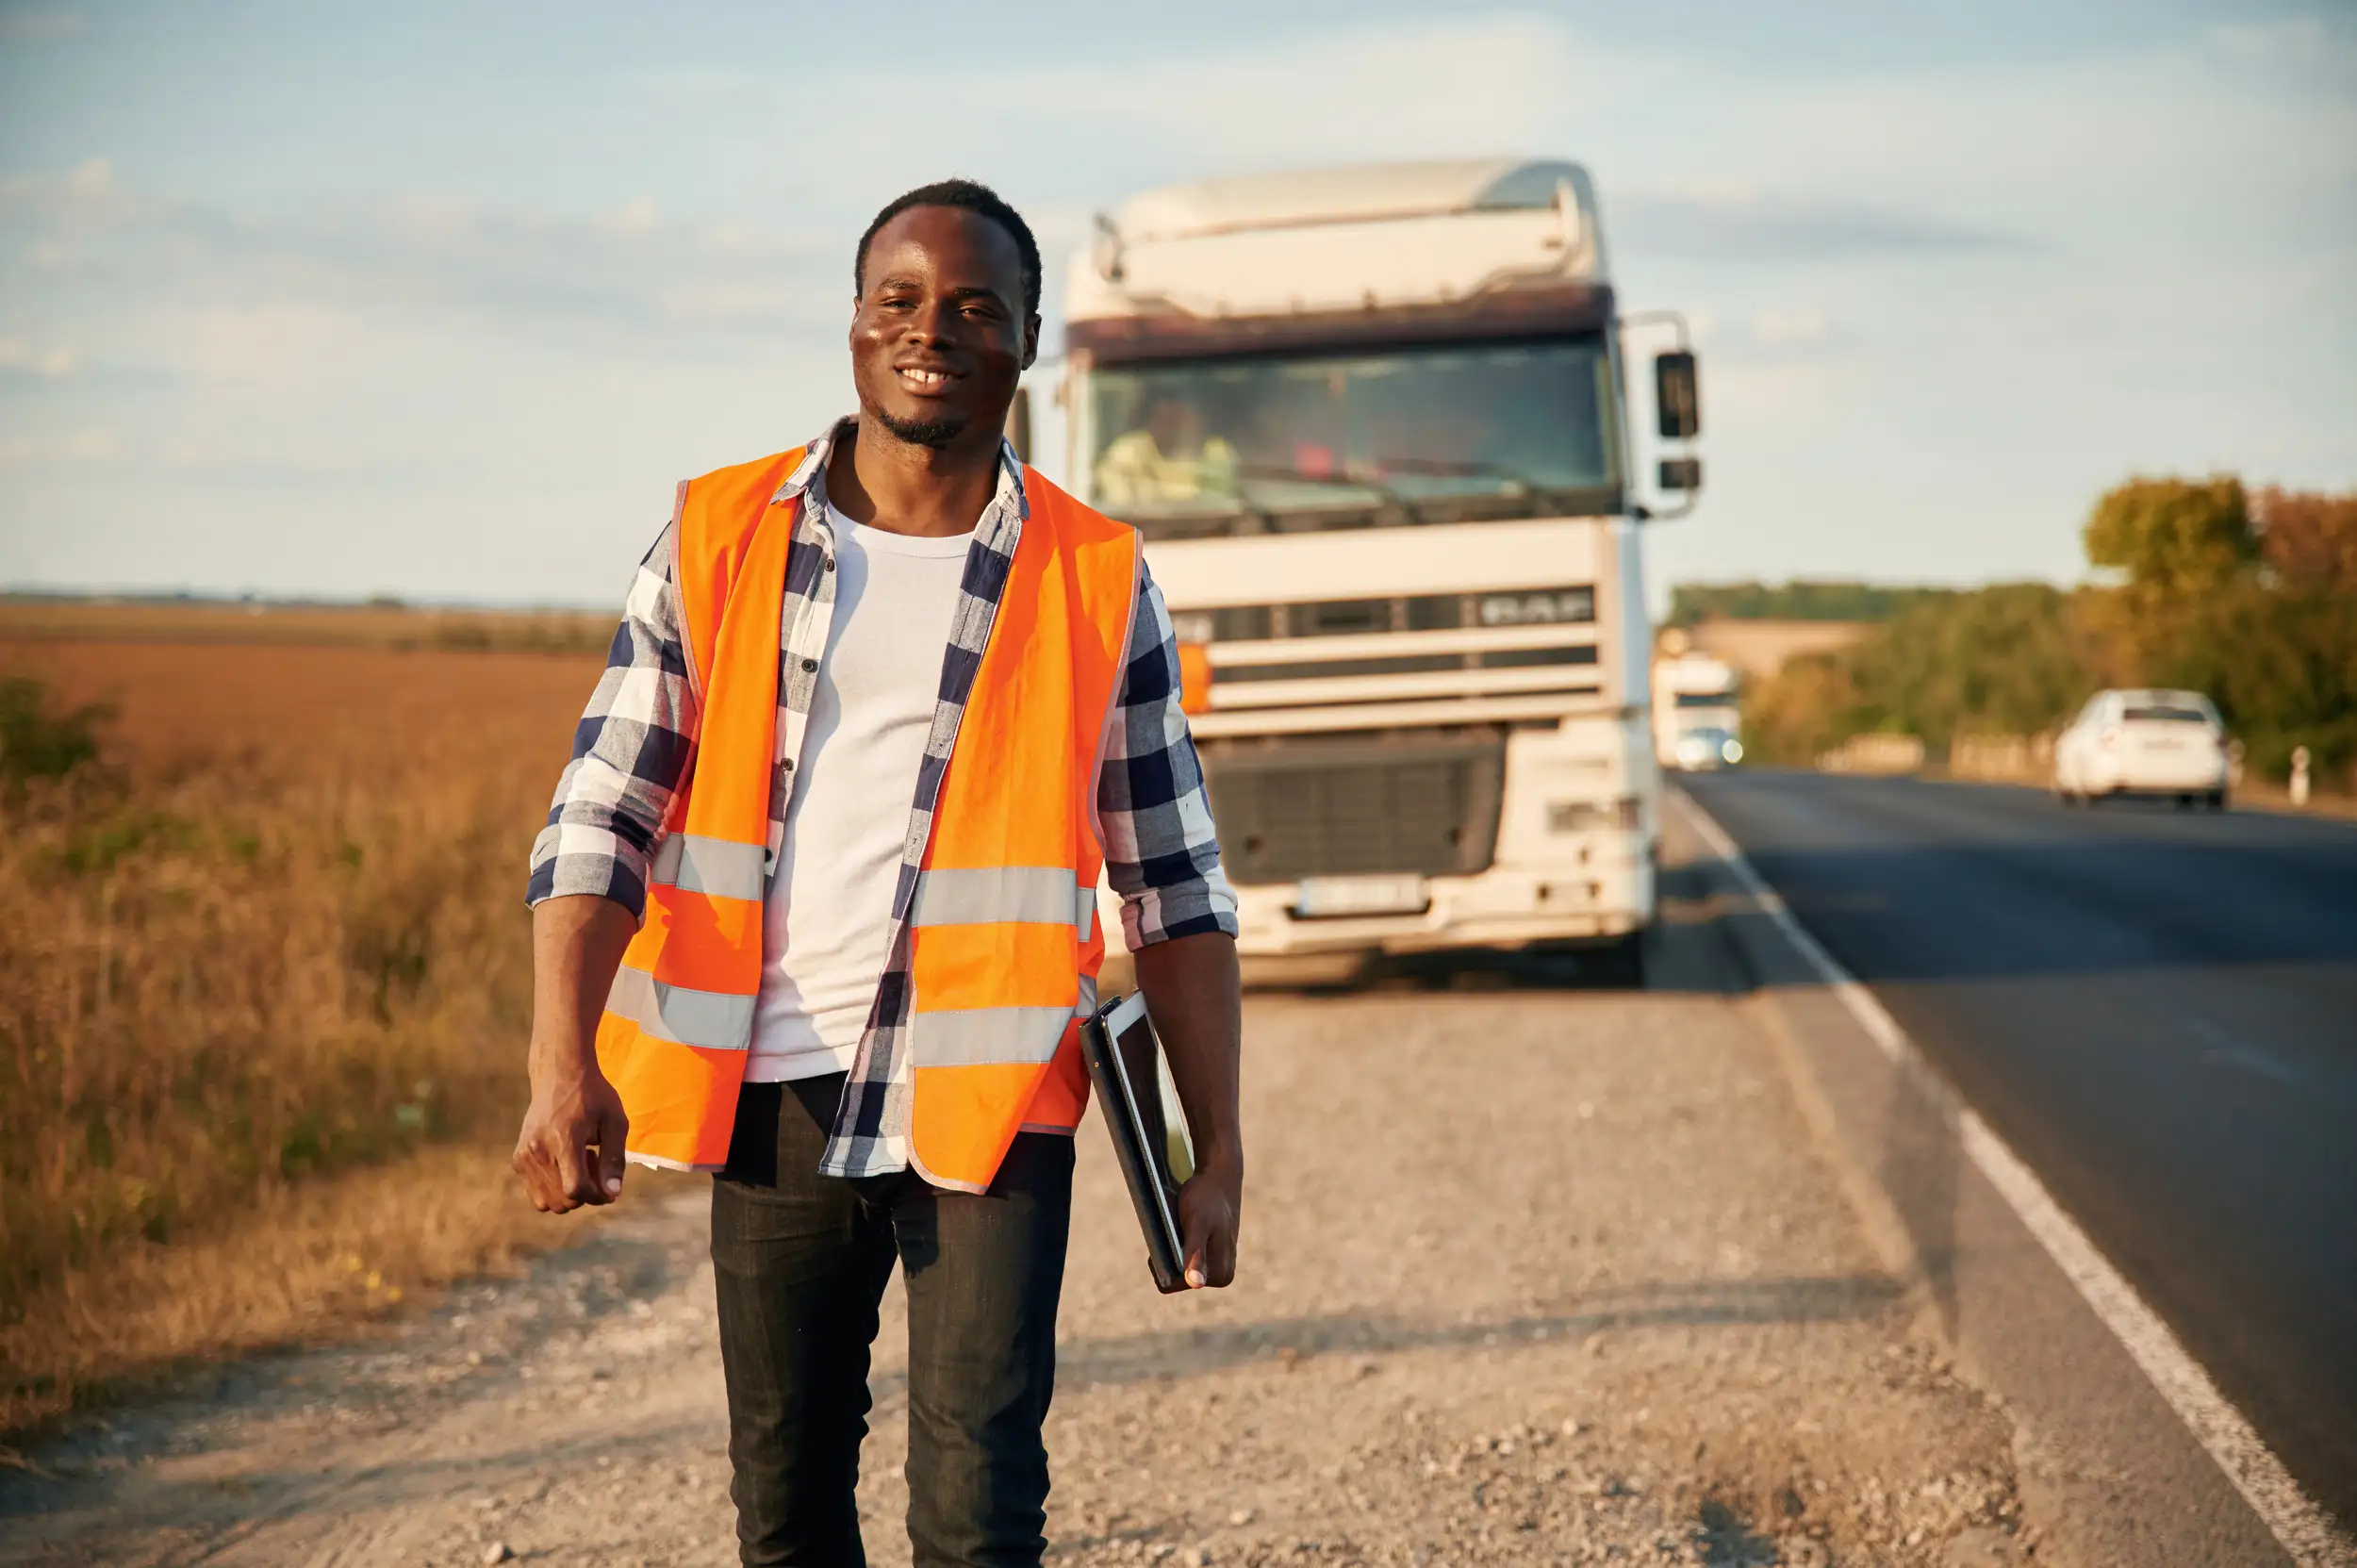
left=1233, top=464, right=1425, bottom=525
left=1372, top=455, right=1545, bottom=492
left=1363, top=457, right=1607, bottom=521
left=1127, top=495, right=1284, bottom=538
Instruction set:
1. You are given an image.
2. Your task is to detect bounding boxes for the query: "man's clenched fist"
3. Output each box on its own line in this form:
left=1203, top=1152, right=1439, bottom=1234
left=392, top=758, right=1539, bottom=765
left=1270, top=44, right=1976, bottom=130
left=512, top=1062, right=630, bottom=1213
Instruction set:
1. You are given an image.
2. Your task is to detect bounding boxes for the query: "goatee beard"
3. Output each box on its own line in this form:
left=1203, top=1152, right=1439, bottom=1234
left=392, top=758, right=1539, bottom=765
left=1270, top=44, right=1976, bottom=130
left=873, top=406, right=968, bottom=450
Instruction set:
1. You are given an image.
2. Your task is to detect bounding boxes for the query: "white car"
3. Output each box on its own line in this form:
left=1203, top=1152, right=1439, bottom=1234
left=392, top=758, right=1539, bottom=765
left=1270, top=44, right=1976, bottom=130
left=1671, top=725, right=1744, bottom=771
left=2052, top=689, right=2230, bottom=808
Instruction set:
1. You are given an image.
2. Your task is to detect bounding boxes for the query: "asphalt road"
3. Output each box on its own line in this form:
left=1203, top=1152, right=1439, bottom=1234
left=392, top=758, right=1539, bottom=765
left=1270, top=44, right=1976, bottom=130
left=1681, top=768, right=2357, bottom=1529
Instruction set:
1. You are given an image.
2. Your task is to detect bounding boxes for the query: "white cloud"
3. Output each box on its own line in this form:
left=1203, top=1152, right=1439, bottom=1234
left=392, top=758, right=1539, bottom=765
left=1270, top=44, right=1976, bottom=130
left=0, top=156, right=859, bottom=585
left=0, top=9, right=83, bottom=42
left=1, top=161, right=839, bottom=344
left=1751, top=308, right=1830, bottom=349
left=2202, top=15, right=2354, bottom=69
left=0, top=428, right=118, bottom=466
left=0, top=338, right=76, bottom=376
left=597, top=196, right=662, bottom=238
left=1616, top=189, right=2031, bottom=263
left=1706, top=356, right=1859, bottom=432
left=992, top=15, right=1595, bottom=165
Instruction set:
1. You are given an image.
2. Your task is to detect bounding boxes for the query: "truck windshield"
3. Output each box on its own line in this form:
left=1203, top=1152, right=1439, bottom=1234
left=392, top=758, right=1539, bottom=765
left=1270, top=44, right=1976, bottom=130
left=1086, top=336, right=1620, bottom=537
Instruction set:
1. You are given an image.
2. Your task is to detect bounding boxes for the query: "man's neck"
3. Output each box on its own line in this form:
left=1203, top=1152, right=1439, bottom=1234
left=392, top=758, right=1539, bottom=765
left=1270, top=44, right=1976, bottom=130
left=826, top=420, right=1001, bottom=538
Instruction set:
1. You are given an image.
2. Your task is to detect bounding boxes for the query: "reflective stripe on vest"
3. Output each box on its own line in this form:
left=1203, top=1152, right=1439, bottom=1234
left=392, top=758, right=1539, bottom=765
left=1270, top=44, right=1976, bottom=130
left=592, top=451, right=1139, bottom=1186
left=604, top=966, right=755, bottom=1050
left=651, top=833, right=767, bottom=901
left=910, top=866, right=1096, bottom=936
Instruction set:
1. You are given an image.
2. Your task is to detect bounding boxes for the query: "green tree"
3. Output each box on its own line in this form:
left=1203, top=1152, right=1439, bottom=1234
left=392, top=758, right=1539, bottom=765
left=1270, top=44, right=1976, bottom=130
left=1742, top=651, right=1868, bottom=766
left=1855, top=584, right=2088, bottom=750
left=2082, top=476, right=2255, bottom=596
left=2253, top=487, right=2357, bottom=594
left=1668, top=580, right=1953, bottom=627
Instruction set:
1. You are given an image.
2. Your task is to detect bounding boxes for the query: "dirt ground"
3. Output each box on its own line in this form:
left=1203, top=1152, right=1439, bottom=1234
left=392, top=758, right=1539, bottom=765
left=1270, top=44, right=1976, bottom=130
left=0, top=884, right=2040, bottom=1567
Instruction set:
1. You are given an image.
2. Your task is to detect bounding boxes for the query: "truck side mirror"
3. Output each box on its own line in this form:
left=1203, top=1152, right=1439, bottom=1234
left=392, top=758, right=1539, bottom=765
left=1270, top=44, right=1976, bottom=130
left=1005, top=385, right=1032, bottom=463
left=1658, top=457, right=1702, bottom=493
left=1656, top=350, right=1700, bottom=439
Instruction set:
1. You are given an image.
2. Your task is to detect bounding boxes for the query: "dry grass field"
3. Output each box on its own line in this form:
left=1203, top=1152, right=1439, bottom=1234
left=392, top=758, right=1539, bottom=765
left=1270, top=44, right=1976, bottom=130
left=0, top=597, right=614, bottom=654
left=0, top=626, right=618, bottom=1439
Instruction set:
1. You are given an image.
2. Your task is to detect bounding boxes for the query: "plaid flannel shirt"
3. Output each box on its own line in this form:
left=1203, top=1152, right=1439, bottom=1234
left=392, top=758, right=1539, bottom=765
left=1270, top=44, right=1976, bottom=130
left=527, top=420, right=1236, bottom=1178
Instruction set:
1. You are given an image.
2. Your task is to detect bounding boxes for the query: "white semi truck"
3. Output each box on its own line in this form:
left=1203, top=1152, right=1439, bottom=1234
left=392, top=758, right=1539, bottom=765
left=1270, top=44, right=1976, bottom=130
left=1652, top=645, right=1744, bottom=770
left=1063, top=159, right=1702, bottom=985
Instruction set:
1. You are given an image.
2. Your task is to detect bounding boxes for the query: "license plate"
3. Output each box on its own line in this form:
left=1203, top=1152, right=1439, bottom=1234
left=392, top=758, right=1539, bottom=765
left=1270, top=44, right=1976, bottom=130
left=1292, top=874, right=1431, bottom=919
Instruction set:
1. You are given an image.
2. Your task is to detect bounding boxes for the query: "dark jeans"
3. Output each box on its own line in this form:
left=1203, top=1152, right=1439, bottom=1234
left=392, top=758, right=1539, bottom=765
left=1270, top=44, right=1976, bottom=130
left=710, top=1075, right=1073, bottom=1568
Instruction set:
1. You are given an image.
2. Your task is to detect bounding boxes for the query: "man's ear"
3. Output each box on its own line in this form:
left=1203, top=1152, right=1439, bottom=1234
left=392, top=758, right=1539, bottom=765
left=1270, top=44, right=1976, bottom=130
left=1022, top=314, right=1041, bottom=371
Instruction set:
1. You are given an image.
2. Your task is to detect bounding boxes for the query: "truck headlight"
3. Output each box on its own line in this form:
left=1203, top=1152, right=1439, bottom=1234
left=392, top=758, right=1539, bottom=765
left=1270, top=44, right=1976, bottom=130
left=1548, top=798, right=1640, bottom=833
left=1176, top=642, right=1212, bottom=713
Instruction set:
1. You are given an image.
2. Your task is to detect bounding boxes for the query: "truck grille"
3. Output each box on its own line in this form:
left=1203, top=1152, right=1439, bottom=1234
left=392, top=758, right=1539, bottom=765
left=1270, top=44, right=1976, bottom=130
left=1176, top=586, right=1593, bottom=643
left=1199, top=730, right=1506, bottom=884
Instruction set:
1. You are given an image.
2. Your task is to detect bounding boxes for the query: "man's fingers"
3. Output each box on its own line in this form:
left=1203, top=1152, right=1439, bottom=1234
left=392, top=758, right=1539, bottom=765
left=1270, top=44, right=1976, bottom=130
left=1180, top=1209, right=1216, bottom=1290
left=1210, top=1222, right=1238, bottom=1288
left=593, top=1106, right=629, bottom=1203
left=1195, top=1217, right=1235, bottom=1289
left=552, top=1125, right=592, bottom=1205
left=513, top=1141, right=555, bottom=1213
left=535, top=1154, right=574, bottom=1213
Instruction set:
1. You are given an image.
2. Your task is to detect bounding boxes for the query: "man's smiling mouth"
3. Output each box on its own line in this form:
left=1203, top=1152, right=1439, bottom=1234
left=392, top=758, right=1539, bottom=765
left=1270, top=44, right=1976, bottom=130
left=897, top=366, right=960, bottom=394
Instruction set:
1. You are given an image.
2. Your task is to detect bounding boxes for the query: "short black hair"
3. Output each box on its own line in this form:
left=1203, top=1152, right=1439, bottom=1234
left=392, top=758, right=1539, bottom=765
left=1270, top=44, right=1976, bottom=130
left=854, top=178, right=1042, bottom=320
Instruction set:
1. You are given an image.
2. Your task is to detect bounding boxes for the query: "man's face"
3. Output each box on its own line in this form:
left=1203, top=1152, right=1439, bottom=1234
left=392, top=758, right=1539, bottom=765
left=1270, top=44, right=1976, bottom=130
left=851, top=206, right=1038, bottom=450
left=1147, top=398, right=1199, bottom=454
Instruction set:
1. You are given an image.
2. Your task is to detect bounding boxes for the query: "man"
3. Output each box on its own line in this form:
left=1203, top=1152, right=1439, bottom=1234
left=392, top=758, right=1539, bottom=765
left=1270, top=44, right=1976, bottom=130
left=1095, top=394, right=1239, bottom=507
left=512, top=179, right=1244, bottom=1567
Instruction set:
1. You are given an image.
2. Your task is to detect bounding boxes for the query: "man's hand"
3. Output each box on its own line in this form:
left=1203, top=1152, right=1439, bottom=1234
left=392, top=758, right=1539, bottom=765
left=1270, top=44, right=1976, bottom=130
left=1177, top=1148, right=1244, bottom=1289
left=1133, top=930, right=1244, bottom=1290
left=512, top=1061, right=630, bottom=1213
left=513, top=894, right=643, bottom=1214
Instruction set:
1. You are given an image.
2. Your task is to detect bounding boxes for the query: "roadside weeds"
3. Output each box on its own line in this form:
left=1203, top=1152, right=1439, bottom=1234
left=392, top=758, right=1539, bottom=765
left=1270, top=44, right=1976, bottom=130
left=1, top=1147, right=579, bottom=1438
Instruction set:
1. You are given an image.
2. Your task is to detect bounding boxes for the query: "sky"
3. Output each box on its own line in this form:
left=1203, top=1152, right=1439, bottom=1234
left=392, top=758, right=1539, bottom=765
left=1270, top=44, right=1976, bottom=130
left=1, top=0, right=2352, bottom=610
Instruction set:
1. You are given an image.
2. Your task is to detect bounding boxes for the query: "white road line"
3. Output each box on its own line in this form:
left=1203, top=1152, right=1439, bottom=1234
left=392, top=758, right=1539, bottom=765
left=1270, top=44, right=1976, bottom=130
left=1671, top=785, right=2356, bottom=1568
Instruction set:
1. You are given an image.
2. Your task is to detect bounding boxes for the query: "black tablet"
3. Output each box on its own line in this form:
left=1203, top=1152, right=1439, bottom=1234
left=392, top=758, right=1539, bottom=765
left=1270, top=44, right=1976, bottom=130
left=1080, top=992, right=1195, bottom=1294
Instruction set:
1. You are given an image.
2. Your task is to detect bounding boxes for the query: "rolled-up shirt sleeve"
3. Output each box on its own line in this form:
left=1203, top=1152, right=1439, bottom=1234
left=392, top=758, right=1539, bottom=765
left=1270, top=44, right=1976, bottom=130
left=525, top=523, right=700, bottom=922
left=1097, top=561, right=1239, bottom=948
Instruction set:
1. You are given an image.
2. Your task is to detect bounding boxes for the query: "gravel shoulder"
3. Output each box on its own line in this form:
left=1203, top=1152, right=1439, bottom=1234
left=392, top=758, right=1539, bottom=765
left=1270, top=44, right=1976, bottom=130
left=1, top=828, right=2042, bottom=1568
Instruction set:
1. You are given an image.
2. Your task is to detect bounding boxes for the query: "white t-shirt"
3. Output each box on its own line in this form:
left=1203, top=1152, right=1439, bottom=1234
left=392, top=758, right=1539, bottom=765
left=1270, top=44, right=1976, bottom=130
left=746, top=503, right=972, bottom=1082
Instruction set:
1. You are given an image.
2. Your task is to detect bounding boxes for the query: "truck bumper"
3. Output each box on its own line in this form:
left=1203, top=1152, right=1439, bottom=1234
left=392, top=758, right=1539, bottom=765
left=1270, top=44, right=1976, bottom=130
left=1103, top=847, right=1656, bottom=963
left=1238, top=852, right=1654, bottom=956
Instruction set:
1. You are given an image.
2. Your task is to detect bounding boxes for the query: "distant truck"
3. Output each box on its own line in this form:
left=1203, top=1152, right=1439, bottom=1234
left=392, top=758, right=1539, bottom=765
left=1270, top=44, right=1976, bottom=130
left=1062, top=158, right=1702, bottom=984
left=1652, top=645, right=1742, bottom=770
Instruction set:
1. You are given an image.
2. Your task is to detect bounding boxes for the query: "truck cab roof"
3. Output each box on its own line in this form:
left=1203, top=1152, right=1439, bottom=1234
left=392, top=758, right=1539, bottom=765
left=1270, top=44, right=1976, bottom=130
left=1107, top=158, right=1600, bottom=243
left=1067, top=157, right=1610, bottom=357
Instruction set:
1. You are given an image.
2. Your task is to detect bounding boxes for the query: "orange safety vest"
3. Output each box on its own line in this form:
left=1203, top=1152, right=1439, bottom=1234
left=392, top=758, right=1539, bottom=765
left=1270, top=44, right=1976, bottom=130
left=592, top=446, right=1140, bottom=1193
